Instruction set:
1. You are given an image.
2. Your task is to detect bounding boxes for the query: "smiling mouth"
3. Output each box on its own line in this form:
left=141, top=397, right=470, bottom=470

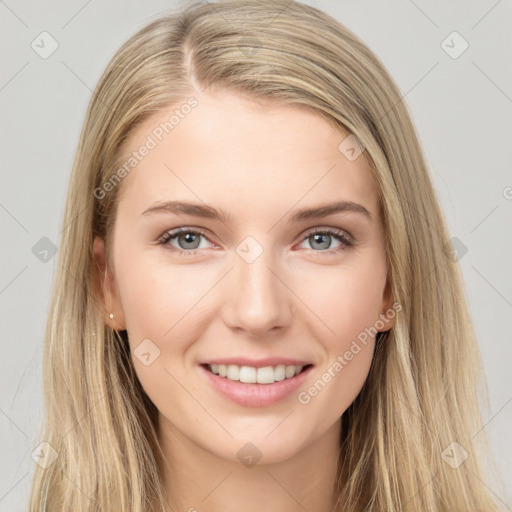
left=202, top=363, right=314, bottom=385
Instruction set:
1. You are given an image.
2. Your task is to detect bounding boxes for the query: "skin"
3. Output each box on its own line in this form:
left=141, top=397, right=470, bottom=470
left=93, top=88, right=395, bottom=512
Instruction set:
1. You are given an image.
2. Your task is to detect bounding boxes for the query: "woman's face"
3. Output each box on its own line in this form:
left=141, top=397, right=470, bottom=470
left=94, top=88, right=394, bottom=464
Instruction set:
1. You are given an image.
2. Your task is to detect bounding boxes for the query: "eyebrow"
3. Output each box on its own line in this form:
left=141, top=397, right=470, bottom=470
left=140, top=200, right=373, bottom=223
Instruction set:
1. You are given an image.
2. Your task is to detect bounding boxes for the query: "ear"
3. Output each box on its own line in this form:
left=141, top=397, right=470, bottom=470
left=377, top=266, right=396, bottom=332
left=92, top=236, right=126, bottom=331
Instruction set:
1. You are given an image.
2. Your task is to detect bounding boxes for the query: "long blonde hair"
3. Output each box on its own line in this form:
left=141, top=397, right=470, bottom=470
left=29, top=1, right=503, bottom=510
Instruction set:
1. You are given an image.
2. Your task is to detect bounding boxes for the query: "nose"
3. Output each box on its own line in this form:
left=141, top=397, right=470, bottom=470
left=221, top=245, right=293, bottom=337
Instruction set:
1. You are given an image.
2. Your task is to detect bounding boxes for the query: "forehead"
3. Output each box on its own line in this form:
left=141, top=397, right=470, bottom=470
left=114, top=89, right=379, bottom=221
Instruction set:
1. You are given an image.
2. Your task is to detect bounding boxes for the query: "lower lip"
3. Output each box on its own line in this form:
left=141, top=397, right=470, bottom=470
left=199, top=364, right=314, bottom=407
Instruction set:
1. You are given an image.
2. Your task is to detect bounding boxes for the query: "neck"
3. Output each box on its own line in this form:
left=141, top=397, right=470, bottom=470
left=158, top=416, right=342, bottom=512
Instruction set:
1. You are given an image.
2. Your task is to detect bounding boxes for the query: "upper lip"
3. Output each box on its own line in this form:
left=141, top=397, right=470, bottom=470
left=201, top=357, right=313, bottom=368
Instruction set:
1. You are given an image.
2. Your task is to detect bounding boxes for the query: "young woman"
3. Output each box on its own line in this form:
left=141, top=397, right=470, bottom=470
left=28, top=1, right=503, bottom=510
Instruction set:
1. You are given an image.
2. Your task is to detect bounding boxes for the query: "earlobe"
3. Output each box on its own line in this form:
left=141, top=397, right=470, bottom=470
left=92, top=236, right=126, bottom=331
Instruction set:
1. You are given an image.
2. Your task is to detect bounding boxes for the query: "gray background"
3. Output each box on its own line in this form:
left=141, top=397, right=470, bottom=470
left=1, top=0, right=511, bottom=510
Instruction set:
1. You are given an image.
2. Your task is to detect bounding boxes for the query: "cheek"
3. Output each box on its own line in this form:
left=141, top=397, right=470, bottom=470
left=293, top=254, right=387, bottom=345
left=116, top=254, right=205, bottom=341
left=293, top=263, right=383, bottom=425
left=114, top=260, right=206, bottom=404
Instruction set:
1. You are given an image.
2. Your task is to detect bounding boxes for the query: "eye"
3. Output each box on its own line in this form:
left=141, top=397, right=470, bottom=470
left=157, top=228, right=213, bottom=256
left=297, top=227, right=353, bottom=255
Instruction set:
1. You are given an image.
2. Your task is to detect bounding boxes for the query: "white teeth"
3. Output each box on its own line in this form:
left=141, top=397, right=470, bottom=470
left=226, top=365, right=239, bottom=380
left=208, top=364, right=305, bottom=384
left=239, top=366, right=256, bottom=383
left=274, top=365, right=286, bottom=381
left=257, top=366, right=274, bottom=384
left=285, top=366, right=296, bottom=379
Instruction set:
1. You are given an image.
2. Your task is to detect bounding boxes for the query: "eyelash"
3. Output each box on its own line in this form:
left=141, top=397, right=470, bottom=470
left=157, top=227, right=354, bottom=257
